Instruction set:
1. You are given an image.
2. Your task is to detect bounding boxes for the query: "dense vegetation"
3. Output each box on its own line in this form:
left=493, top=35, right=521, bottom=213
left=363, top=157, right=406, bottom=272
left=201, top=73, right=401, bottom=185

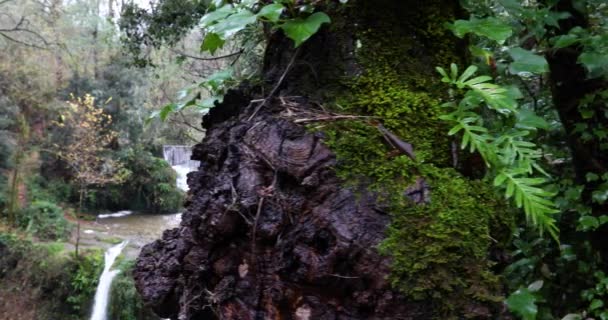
left=0, top=0, right=607, bottom=319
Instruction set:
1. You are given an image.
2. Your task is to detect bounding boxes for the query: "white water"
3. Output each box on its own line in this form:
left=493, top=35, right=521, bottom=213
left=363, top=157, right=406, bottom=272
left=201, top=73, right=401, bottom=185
left=97, top=210, right=133, bottom=219
left=87, top=146, right=197, bottom=319
left=163, top=145, right=199, bottom=192
left=90, top=241, right=128, bottom=320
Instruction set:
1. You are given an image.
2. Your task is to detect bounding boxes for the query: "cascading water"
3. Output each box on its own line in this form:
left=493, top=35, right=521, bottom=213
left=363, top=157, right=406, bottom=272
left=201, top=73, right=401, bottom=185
left=163, top=145, right=199, bottom=192
left=90, top=241, right=128, bottom=320
left=85, top=146, right=195, bottom=319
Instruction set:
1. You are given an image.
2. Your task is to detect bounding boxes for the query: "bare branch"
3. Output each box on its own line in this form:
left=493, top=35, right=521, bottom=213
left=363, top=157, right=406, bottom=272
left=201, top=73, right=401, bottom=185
left=170, top=48, right=243, bottom=61
left=0, top=14, right=50, bottom=49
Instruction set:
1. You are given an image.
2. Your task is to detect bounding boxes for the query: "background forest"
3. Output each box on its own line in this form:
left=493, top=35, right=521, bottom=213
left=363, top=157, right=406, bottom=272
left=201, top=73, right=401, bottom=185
left=0, top=0, right=607, bottom=319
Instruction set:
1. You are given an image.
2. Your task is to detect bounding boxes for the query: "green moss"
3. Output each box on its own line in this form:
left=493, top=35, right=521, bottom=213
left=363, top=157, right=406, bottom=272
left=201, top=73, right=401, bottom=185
left=378, top=167, right=509, bottom=317
left=315, top=0, right=513, bottom=317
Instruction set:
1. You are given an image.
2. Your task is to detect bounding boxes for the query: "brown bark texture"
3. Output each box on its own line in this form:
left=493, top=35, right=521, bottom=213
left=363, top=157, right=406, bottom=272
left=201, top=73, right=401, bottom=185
left=134, top=1, right=477, bottom=319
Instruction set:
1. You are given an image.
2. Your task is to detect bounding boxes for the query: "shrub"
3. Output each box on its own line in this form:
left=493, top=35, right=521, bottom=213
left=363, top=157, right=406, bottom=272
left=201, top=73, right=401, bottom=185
left=88, top=146, right=184, bottom=213
left=18, top=200, right=72, bottom=241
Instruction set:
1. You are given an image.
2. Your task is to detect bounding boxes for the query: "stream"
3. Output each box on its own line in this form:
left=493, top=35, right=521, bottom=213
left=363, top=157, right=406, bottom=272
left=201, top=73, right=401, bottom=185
left=87, top=145, right=198, bottom=320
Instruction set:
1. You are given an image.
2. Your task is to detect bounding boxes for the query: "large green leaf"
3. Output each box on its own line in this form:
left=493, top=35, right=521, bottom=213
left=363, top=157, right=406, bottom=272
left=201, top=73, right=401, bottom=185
left=449, top=17, right=513, bottom=43
left=506, top=288, right=538, bottom=320
left=280, top=12, right=331, bottom=47
left=508, top=48, right=549, bottom=74
left=579, top=51, right=608, bottom=79
left=516, top=109, right=550, bottom=130
left=200, top=5, right=235, bottom=28
left=257, top=3, right=284, bottom=22
left=159, top=103, right=177, bottom=121
left=201, top=32, right=225, bottom=54
left=201, top=68, right=234, bottom=91
left=209, top=9, right=257, bottom=39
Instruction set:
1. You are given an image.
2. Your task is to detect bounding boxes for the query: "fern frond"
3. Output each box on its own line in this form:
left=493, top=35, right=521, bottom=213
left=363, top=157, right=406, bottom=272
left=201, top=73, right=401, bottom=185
left=466, top=80, right=517, bottom=114
left=495, top=169, right=559, bottom=239
left=437, top=63, right=559, bottom=238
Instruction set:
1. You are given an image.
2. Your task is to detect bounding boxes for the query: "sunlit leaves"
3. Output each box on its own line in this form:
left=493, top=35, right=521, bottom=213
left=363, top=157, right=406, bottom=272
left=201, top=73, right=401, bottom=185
left=53, top=94, right=124, bottom=187
left=199, top=1, right=333, bottom=53
left=201, top=33, right=225, bottom=54
left=258, top=3, right=285, bottom=22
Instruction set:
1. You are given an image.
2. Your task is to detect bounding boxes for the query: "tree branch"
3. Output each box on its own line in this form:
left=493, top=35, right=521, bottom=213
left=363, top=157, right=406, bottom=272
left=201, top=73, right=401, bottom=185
left=0, top=14, right=49, bottom=49
left=171, top=48, right=243, bottom=61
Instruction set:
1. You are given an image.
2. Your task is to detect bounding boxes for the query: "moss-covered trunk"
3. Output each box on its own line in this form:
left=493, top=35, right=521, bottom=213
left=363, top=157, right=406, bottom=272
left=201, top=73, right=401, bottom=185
left=134, top=1, right=511, bottom=319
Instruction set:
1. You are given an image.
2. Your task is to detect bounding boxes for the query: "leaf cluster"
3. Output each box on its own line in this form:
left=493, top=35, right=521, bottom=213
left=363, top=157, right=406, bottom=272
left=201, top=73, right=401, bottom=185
left=437, top=64, right=558, bottom=238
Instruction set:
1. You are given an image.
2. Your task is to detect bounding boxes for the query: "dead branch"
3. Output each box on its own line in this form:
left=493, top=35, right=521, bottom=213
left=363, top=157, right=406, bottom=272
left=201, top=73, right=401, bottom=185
left=293, top=115, right=377, bottom=124
left=248, top=47, right=302, bottom=121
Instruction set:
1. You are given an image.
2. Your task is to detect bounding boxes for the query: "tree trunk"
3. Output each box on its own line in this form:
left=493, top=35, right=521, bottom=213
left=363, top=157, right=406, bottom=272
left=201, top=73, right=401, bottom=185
left=547, top=0, right=608, bottom=256
left=134, top=1, right=509, bottom=319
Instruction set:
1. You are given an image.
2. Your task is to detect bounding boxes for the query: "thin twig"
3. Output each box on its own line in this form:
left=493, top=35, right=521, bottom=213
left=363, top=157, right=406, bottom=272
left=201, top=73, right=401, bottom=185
left=178, top=111, right=205, bottom=133
left=251, top=171, right=278, bottom=272
left=248, top=47, right=302, bottom=121
left=293, top=115, right=378, bottom=124
left=171, top=48, right=243, bottom=61
left=328, top=274, right=360, bottom=279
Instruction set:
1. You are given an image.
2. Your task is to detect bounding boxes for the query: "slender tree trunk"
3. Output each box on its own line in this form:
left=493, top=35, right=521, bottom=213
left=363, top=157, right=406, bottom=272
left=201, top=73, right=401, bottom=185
left=7, top=114, right=29, bottom=226
left=76, top=185, right=85, bottom=258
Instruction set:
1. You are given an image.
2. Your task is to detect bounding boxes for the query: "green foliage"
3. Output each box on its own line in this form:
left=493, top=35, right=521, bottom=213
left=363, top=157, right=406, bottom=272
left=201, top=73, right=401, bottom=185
left=280, top=12, right=331, bottom=47
left=449, top=17, right=513, bottom=43
left=119, top=0, right=209, bottom=66
left=148, top=68, right=237, bottom=123
left=17, top=201, right=72, bottom=241
left=0, top=232, right=103, bottom=319
left=379, top=167, right=510, bottom=317
left=109, top=260, right=158, bottom=320
left=573, top=271, right=608, bottom=320
left=506, top=283, right=541, bottom=320
left=316, top=2, right=512, bottom=317
left=436, top=64, right=558, bottom=237
left=507, top=48, right=549, bottom=75
left=88, top=147, right=183, bottom=213
left=66, top=249, right=104, bottom=313
left=199, top=0, right=333, bottom=53
left=148, top=0, right=336, bottom=123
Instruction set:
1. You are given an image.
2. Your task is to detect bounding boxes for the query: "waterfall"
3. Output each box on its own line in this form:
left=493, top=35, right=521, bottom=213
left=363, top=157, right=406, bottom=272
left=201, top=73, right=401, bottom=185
left=163, top=145, right=199, bottom=192
left=90, top=241, right=128, bottom=320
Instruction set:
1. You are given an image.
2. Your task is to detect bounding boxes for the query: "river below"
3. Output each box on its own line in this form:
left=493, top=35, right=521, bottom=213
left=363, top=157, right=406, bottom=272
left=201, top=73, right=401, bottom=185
left=77, top=211, right=182, bottom=259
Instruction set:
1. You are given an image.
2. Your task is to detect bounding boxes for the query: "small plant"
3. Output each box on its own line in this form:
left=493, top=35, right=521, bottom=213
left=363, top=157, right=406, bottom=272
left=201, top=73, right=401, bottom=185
left=17, top=200, right=72, bottom=241
left=66, top=249, right=104, bottom=312
left=436, top=64, right=558, bottom=238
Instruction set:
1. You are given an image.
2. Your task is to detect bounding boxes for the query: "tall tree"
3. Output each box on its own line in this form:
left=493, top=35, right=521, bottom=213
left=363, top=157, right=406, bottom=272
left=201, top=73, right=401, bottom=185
left=52, top=94, right=123, bottom=256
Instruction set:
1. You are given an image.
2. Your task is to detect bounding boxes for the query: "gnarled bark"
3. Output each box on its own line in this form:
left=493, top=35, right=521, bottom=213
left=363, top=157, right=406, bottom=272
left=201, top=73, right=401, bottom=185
left=134, top=1, right=500, bottom=319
